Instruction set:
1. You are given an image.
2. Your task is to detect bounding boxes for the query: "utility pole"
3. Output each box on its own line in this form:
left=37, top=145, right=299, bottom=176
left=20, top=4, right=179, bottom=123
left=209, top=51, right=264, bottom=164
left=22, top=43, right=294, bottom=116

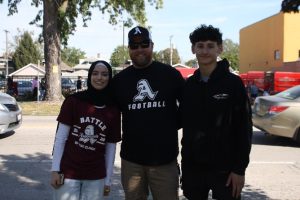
left=123, top=21, right=126, bottom=67
left=4, top=30, right=9, bottom=77
left=169, top=35, right=173, bottom=66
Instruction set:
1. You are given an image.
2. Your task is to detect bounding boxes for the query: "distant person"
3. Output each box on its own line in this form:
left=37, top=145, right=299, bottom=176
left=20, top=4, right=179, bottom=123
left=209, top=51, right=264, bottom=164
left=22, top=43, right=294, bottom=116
left=12, top=81, right=18, bottom=97
left=112, top=26, right=185, bottom=200
left=76, top=76, right=82, bottom=92
left=39, top=77, right=46, bottom=101
left=32, top=76, right=39, bottom=99
left=50, top=60, right=121, bottom=200
left=6, top=76, right=18, bottom=97
left=263, top=89, right=270, bottom=96
left=6, top=76, right=14, bottom=96
left=249, top=81, right=258, bottom=103
left=180, top=24, right=253, bottom=200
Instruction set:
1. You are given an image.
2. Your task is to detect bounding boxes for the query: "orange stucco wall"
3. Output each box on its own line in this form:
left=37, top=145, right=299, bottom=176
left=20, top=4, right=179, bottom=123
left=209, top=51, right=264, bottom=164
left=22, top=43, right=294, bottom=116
left=239, top=12, right=300, bottom=73
left=283, top=13, right=300, bottom=62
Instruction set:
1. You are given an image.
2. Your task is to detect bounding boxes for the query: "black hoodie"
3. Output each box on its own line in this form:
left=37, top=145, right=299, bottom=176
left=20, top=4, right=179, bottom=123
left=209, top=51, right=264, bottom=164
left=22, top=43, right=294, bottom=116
left=181, top=59, right=252, bottom=175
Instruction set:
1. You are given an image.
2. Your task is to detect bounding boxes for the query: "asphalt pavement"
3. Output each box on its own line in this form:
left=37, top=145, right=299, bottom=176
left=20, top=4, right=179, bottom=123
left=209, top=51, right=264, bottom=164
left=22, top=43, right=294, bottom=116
left=1, top=116, right=300, bottom=199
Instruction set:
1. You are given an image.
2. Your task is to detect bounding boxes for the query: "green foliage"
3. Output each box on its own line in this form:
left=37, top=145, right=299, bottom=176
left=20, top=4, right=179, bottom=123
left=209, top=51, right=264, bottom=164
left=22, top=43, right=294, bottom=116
left=281, top=0, right=300, bottom=13
left=185, top=59, right=198, bottom=68
left=3, top=0, right=164, bottom=101
left=61, top=47, right=86, bottom=67
left=153, top=48, right=181, bottom=65
left=5, top=0, right=163, bottom=46
left=220, top=39, right=239, bottom=70
left=110, top=45, right=130, bottom=67
left=12, top=31, right=42, bottom=69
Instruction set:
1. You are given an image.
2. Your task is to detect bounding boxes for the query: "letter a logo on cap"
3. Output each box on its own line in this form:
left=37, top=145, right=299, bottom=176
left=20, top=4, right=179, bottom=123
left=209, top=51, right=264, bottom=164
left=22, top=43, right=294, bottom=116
left=134, top=27, right=142, bottom=35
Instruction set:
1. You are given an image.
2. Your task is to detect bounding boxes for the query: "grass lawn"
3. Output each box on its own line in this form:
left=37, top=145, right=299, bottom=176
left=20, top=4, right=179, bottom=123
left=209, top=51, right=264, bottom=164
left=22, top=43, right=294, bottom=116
left=19, top=101, right=63, bottom=116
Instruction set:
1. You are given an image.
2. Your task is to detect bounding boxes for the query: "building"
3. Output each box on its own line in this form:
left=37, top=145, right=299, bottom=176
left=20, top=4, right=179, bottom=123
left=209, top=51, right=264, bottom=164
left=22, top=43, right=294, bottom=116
left=0, top=56, right=14, bottom=77
left=239, top=12, right=300, bottom=73
left=73, top=57, right=100, bottom=71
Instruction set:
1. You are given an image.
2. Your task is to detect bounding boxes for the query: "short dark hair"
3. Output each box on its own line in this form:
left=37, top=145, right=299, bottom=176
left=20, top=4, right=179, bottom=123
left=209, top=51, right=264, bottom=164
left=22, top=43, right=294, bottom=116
left=189, top=24, right=223, bottom=45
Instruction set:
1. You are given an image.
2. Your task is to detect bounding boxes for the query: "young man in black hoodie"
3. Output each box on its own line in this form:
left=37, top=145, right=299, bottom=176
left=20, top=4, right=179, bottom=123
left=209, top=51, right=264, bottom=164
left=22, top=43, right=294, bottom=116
left=180, top=24, right=252, bottom=200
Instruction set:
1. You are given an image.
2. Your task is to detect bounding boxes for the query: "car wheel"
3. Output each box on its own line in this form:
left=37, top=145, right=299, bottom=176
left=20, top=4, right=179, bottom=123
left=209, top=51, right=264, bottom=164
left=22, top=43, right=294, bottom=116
left=294, top=127, right=300, bottom=143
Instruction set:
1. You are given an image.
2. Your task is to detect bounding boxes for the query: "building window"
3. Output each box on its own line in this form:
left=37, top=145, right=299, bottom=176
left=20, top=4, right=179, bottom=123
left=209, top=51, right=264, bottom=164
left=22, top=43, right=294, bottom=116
left=274, top=50, right=280, bottom=60
left=298, top=50, right=300, bottom=58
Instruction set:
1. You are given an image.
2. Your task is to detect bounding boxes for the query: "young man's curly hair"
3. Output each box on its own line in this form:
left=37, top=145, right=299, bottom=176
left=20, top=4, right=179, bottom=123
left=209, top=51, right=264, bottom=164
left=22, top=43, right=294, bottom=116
left=189, top=24, right=223, bottom=45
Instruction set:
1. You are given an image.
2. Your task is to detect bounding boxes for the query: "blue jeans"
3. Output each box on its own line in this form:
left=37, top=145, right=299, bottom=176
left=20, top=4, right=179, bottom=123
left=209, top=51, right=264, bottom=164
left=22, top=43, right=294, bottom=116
left=53, top=178, right=105, bottom=200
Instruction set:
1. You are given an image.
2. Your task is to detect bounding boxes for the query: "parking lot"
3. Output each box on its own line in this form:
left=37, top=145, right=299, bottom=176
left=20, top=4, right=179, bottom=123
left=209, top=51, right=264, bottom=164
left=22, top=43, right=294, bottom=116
left=1, top=116, right=300, bottom=200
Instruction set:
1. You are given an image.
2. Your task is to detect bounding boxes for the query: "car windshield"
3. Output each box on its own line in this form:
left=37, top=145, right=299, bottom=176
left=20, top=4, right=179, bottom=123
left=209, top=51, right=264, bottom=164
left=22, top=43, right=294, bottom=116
left=62, top=78, right=72, bottom=84
left=275, top=86, right=300, bottom=100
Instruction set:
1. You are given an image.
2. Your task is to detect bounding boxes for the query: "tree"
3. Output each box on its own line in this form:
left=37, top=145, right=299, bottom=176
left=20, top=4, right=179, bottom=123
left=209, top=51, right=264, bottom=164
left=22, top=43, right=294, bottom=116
left=61, top=47, right=85, bottom=67
left=153, top=48, right=181, bottom=65
left=220, top=39, right=239, bottom=71
left=185, top=59, right=198, bottom=68
left=10, top=29, right=44, bottom=59
left=12, top=31, right=42, bottom=69
left=110, top=45, right=130, bottom=67
left=281, top=0, right=300, bottom=13
left=2, top=0, right=163, bottom=101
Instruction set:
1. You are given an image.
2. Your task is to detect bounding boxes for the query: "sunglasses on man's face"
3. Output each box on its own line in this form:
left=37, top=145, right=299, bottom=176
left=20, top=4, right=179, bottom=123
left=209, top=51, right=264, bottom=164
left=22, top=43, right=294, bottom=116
left=129, top=41, right=151, bottom=50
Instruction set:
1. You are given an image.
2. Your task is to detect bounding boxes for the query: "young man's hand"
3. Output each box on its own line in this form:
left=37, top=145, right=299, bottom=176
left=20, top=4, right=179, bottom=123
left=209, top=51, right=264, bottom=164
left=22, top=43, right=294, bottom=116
left=226, top=172, right=245, bottom=198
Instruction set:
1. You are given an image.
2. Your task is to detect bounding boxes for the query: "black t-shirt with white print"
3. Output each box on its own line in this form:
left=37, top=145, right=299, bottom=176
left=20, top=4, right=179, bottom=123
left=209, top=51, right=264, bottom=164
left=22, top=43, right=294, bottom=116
left=112, top=61, right=184, bottom=166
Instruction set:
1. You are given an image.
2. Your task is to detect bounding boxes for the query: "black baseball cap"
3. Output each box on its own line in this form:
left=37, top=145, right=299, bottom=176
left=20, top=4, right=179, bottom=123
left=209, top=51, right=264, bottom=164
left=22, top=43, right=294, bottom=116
left=128, top=26, right=152, bottom=44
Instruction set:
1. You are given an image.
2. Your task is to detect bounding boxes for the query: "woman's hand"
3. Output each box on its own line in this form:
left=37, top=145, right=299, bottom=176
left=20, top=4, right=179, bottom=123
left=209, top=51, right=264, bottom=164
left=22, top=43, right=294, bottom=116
left=50, top=171, right=63, bottom=189
left=103, top=185, right=111, bottom=196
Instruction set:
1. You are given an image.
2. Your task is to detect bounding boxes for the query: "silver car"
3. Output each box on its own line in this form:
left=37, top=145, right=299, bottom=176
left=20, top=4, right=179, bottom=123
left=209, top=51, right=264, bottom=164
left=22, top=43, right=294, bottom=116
left=0, top=92, right=22, bottom=134
left=252, top=85, right=300, bottom=142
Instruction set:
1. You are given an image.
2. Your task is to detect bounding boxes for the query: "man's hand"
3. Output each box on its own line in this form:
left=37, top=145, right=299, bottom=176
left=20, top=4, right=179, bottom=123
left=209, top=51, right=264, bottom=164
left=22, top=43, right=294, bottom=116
left=226, top=172, right=245, bottom=198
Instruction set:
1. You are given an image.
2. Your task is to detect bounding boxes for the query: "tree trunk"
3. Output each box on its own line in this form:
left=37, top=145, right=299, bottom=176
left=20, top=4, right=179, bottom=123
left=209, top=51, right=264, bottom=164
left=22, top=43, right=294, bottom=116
left=43, top=0, right=63, bottom=102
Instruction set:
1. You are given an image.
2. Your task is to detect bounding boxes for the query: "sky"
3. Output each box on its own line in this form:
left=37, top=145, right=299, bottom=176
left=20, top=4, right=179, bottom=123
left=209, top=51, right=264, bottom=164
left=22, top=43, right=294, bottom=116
left=0, top=0, right=283, bottom=63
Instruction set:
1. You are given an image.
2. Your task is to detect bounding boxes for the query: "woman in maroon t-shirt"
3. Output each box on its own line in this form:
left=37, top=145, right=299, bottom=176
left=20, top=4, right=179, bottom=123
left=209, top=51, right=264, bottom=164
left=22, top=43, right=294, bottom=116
left=50, top=61, right=121, bottom=200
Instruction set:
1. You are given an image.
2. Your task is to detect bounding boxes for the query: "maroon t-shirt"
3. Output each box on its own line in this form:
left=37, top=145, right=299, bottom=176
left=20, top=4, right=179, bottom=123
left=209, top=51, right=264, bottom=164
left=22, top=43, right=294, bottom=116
left=57, top=96, right=121, bottom=180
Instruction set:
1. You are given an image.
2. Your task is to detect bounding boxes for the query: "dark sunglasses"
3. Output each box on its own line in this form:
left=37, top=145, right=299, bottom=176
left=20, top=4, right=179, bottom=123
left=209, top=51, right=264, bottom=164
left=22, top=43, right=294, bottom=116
left=129, top=41, right=151, bottom=50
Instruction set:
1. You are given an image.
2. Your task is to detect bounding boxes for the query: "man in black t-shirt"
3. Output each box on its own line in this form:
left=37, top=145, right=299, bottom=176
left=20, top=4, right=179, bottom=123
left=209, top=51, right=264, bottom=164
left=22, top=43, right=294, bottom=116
left=76, top=76, right=82, bottom=92
left=112, top=26, right=184, bottom=200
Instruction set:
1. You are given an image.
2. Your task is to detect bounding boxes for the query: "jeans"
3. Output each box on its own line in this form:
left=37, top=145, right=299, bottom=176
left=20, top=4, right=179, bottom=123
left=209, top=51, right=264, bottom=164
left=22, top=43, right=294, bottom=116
left=53, top=178, right=105, bottom=200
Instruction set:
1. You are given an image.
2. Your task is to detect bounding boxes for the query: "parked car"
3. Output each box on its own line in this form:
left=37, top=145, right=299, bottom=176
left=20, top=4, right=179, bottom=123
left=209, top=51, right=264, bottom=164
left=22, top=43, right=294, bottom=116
left=0, top=91, right=22, bottom=134
left=62, top=78, right=76, bottom=92
left=0, top=80, right=6, bottom=92
left=17, top=80, right=33, bottom=97
left=252, top=85, right=300, bottom=142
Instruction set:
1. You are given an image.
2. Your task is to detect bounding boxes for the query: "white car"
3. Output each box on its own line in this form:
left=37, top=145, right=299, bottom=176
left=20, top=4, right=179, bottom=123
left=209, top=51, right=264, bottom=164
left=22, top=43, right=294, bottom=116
left=0, top=92, right=22, bottom=134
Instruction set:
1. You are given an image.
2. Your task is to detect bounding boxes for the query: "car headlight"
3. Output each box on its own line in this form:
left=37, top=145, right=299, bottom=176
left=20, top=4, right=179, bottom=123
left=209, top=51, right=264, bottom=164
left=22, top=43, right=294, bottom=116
left=0, top=104, right=8, bottom=112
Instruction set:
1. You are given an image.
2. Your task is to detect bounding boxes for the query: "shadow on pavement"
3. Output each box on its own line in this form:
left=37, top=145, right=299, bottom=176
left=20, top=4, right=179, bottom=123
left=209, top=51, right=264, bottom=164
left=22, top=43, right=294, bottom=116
left=242, top=184, right=270, bottom=200
left=0, top=153, right=53, bottom=200
left=0, top=153, right=272, bottom=200
left=0, top=153, right=124, bottom=200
